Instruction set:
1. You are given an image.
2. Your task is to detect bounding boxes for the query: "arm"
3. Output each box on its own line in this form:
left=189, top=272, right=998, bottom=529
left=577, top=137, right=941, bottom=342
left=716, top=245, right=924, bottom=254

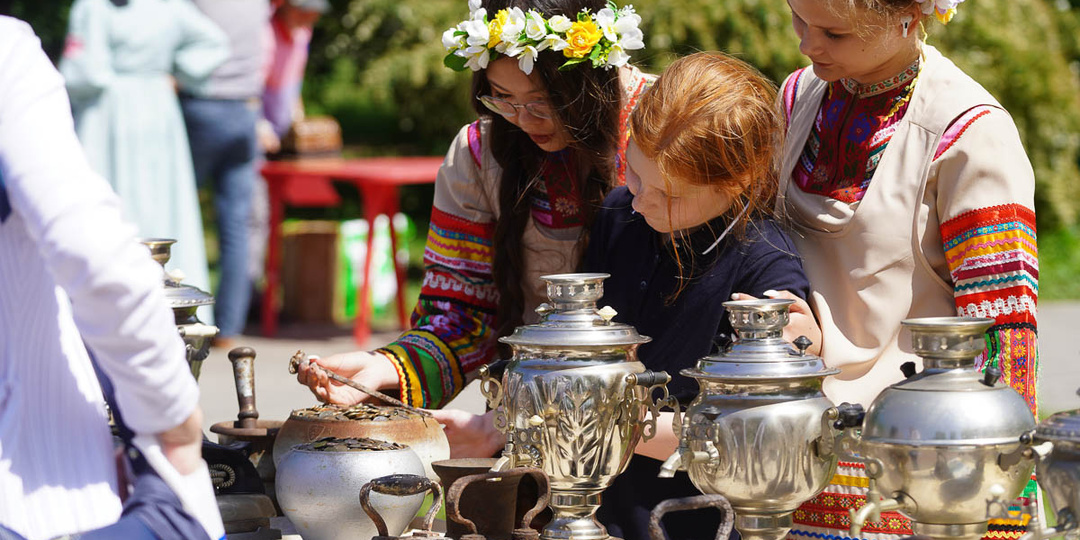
left=172, top=0, right=230, bottom=90
left=299, top=123, right=501, bottom=409
left=934, top=107, right=1039, bottom=416
left=0, top=21, right=201, bottom=472
left=58, top=0, right=117, bottom=102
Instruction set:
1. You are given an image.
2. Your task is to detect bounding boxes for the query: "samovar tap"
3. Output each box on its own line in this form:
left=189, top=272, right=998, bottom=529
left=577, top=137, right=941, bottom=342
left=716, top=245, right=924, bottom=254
left=848, top=459, right=916, bottom=537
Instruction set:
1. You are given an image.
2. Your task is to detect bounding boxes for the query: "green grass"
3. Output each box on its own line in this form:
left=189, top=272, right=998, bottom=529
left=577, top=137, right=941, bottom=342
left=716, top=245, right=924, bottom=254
left=1039, top=225, right=1080, bottom=301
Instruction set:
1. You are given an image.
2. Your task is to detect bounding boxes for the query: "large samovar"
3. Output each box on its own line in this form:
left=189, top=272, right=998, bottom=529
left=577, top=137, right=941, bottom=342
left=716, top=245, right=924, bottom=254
left=480, top=273, right=674, bottom=540
left=658, top=299, right=859, bottom=540
left=1017, top=396, right=1080, bottom=540
left=141, top=238, right=219, bottom=379
left=845, top=317, right=1037, bottom=540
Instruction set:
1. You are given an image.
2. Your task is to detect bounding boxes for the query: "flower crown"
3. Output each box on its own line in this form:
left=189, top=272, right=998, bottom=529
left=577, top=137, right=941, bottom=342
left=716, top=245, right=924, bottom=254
left=914, top=0, right=964, bottom=24
left=442, top=0, right=645, bottom=75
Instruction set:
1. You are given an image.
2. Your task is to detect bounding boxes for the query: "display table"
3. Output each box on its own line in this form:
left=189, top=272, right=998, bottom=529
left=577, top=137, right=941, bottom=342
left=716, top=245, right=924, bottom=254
left=260, top=157, right=443, bottom=343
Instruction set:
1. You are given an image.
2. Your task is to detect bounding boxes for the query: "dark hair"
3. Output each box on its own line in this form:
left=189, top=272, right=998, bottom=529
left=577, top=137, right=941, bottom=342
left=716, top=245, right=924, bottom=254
left=473, top=0, right=623, bottom=338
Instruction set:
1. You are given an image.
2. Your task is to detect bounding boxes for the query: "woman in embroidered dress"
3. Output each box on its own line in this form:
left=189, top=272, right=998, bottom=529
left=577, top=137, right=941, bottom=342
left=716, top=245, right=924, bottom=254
left=747, top=1, right=1040, bottom=540
left=296, top=0, right=653, bottom=411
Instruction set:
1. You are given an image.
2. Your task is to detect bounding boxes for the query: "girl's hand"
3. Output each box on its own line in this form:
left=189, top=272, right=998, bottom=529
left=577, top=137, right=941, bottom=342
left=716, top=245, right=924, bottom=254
left=295, top=351, right=400, bottom=406
left=731, top=290, right=822, bottom=356
left=427, top=409, right=505, bottom=459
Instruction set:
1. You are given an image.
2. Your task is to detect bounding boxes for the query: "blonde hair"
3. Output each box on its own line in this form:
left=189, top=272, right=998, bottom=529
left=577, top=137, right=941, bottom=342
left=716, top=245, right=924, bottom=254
left=825, top=0, right=922, bottom=32
left=630, top=52, right=782, bottom=243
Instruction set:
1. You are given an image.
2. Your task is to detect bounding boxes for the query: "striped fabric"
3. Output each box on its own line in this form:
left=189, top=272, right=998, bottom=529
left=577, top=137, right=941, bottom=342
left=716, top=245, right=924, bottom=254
left=940, top=202, right=1039, bottom=413
left=377, top=206, right=497, bottom=408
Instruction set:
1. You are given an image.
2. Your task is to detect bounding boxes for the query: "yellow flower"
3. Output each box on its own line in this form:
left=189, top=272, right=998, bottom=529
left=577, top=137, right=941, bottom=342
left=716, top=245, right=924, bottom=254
left=563, top=19, right=603, bottom=59
left=935, top=7, right=956, bottom=24
left=488, top=9, right=508, bottom=48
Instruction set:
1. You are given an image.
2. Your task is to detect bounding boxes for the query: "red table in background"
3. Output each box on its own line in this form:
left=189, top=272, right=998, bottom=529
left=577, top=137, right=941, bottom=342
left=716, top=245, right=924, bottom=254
left=260, top=157, right=443, bottom=344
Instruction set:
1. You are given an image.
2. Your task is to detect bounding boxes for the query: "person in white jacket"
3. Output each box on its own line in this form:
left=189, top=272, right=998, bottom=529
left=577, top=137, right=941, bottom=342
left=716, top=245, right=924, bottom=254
left=0, top=17, right=218, bottom=540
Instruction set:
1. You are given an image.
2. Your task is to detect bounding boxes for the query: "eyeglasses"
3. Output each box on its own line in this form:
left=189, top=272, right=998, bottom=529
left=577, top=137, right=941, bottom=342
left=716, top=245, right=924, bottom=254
left=478, top=95, right=553, bottom=120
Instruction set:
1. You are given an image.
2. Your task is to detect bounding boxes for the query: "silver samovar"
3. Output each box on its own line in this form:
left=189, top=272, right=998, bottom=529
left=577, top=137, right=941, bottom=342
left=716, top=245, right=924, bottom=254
left=658, top=299, right=858, bottom=540
left=845, top=317, right=1037, bottom=540
left=479, top=273, right=675, bottom=540
left=1017, top=397, right=1080, bottom=540
left=141, top=238, right=219, bottom=379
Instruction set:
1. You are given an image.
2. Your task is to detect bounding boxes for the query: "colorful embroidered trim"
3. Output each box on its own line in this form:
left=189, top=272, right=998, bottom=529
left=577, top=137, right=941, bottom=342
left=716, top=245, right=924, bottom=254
left=934, top=106, right=994, bottom=161
left=377, top=207, right=499, bottom=408
left=781, top=68, right=809, bottom=125
left=839, top=58, right=920, bottom=97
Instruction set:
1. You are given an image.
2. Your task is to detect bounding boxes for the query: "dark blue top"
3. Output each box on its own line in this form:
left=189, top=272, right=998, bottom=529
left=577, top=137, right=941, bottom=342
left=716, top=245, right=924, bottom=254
left=586, top=187, right=810, bottom=540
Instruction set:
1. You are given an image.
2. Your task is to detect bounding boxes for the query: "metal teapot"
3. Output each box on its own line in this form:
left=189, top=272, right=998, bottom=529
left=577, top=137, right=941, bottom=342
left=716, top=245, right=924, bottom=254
left=141, top=238, right=218, bottom=379
left=844, top=317, right=1037, bottom=540
left=658, top=299, right=859, bottom=540
left=480, top=273, right=674, bottom=540
left=1017, top=395, right=1080, bottom=540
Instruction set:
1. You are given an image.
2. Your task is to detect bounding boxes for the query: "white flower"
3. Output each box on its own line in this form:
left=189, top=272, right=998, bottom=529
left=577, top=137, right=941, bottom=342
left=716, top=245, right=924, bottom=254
left=615, top=27, right=644, bottom=51
left=461, top=18, right=490, bottom=48
left=517, top=44, right=540, bottom=74
left=540, top=33, right=569, bottom=52
left=468, top=0, right=482, bottom=12
left=605, top=43, right=631, bottom=68
left=525, top=11, right=548, bottom=41
left=595, top=7, right=618, bottom=42
left=465, top=49, right=490, bottom=71
left=442, top=27, right=465, bottom=50
left=613, top=12, right=643, bottom=47
left=548, top=14, right=573, bottom=33
left=501, top=6, right=527, bottom=44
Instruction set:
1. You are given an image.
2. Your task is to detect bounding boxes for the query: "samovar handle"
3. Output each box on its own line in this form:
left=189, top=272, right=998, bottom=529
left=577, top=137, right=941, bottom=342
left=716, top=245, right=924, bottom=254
left=478, top=360, right=508, bottom=411
left=445, top=467, right=550, bottom=540
left=647, top=494, right=734, bottom=540
left=360, top=474, right=444, bottom=539
left=817, top=402, right=864, bottom=459
left=625, top=371, right=676, bottom=441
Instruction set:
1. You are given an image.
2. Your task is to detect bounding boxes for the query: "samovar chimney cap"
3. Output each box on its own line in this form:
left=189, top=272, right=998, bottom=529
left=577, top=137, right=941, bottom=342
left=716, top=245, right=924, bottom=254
left=498, top=273, right=650, bottom=348
left=683, top=298, right=837, bottom=380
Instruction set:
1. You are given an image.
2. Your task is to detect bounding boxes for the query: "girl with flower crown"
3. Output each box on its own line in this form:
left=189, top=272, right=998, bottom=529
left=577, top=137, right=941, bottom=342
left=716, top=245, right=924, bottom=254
left=296, top=0, right=654, bottom=408
left=737, top=1, right=1040, bottom=540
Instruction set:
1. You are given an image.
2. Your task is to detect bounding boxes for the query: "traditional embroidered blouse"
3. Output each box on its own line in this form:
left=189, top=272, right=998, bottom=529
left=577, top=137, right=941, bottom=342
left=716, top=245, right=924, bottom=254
left=376, top=67, right=654, bottom=408
left=779, top=46, right=1038, bottom=540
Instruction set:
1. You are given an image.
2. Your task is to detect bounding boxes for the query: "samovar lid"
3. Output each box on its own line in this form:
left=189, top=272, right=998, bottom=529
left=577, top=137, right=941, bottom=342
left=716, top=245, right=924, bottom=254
left=860, top=316, right=1036, bottom=446
left=1036, top=404, right=1080, bottom=444
left=683, top=299, right=838, bottom=380
left=498, top=273, right=651, bottom=348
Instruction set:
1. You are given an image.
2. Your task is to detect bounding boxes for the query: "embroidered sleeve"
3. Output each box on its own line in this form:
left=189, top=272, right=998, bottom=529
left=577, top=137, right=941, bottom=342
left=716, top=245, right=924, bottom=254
left=375, top=123, right=500, bottom=408
left=935, top=107, right=1038, bottom=416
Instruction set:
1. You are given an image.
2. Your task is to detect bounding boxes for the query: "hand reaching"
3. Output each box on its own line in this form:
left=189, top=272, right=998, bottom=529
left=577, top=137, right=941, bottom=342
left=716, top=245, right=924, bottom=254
left=427, top=409, right=505, bottom=459
left=731, top=290, right=822, bottom=356
left=295, top=351, right=400, bottom=406
left=157, top=406, right=205, bottom=476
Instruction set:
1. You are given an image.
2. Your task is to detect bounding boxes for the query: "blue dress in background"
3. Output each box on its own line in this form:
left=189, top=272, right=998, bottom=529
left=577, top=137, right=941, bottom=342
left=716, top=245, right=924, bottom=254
left=60, top=0, right=228, bottom=313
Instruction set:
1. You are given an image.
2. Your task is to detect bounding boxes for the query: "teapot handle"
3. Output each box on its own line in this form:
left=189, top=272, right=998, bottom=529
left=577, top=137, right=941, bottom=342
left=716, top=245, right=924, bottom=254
left=647, top=494, right=734, bottom=540
left=359, top=474, right=444, bottom=537
left=446, top=467, right=550, bottom=538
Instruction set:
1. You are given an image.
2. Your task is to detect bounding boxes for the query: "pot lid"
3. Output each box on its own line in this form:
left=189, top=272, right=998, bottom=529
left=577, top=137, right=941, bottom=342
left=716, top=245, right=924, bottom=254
left=683, top=299, right=837, bottom=380
left=296, top=436, right=408, bottom=452
left=289, top=403, right=427, bottom=422
left=498, top=273, right=651, bottom=348
left=1036, top=405, right=1080, bottom=444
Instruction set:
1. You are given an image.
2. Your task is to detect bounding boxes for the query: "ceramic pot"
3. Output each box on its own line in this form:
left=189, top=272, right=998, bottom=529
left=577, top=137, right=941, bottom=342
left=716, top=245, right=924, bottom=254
left=276, top=437, right=426, bottom=540
left=273, top=404, right=449, bottom=480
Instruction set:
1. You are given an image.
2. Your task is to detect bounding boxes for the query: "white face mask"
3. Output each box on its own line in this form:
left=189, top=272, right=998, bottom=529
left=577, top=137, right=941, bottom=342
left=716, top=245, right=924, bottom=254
left=701, top=203, right=750, bottom=255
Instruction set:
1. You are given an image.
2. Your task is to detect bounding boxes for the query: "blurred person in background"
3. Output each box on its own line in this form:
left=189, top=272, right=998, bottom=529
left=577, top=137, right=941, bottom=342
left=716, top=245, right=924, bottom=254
left=181, top=0, right=273, bottom=347
left=60, top=0, right=228, bottom=316
left=0, top=16, right=219, bottom=540
left=246, top=0, right=327, bottom=312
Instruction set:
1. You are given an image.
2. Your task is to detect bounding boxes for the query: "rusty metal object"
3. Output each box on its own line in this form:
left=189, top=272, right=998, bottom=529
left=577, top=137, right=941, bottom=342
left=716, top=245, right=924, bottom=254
left=447, top=468, right=549, bottom=540
left=432, top=458, right=522, bottom=539
left=648, top=494, right=734, bottom=540
left=361, top=474, right=447, bottom=539
left=288, top=350, right=431, bottom=417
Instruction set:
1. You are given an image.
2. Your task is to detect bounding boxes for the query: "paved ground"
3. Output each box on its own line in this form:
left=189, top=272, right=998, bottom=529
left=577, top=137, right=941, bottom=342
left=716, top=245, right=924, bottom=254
left=199, top=302, right=1080, bottom=435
